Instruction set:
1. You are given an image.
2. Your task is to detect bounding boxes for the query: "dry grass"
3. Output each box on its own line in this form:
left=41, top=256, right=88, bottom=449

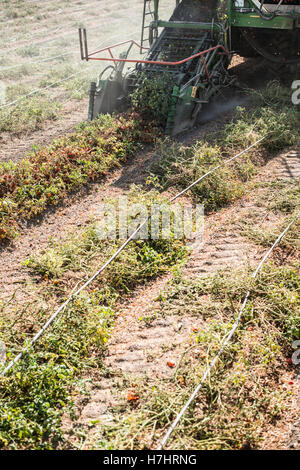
left=0, top=0, right=175, bottom=135
left=80, top=261, right=299, bottom=450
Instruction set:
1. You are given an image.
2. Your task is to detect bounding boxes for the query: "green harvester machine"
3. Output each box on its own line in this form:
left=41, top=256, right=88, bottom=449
left=79, top=0, right=300, bottom=135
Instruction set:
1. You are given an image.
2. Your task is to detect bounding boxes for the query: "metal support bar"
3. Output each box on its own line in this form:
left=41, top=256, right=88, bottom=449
left=79, top=28, right=89, bottom=60
left=88, top=82, right=96, bottom=121
left=154, top=20, right=223, bottom=31
left=83, top=38, right=229, bottom=81
left=200, top=55, right=210, bottom=79
left=88, top=39, right=149, bottom=58
left=79, top=28, right=84, bottom=60
left=108, top=48, right=117, bottom=67
left=83, top=28, right=88, bottom=61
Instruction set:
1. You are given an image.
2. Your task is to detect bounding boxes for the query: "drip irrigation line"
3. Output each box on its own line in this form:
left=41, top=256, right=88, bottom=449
left=0, top=134, right=269, bottom=378
left=170, top=134, right=268, bottom=202
left=0, top=51, right=76, bottom=71
left=0, top=69, right=89, bottom=110
left=0, top=30, right=140, bottom=110
left=157, top=213, right=299, bottom=450
left=0, top=29, right=140, bottom=71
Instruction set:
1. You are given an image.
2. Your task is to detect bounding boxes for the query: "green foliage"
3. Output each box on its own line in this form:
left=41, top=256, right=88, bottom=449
left=251, top=80, right=296, bottom=108
left=147, top=81, right=299, bottom=212
left=39, top=64, right=78, bottom=88
left=148, top=140, right=251, bottom=210
left=253, top=263, right=300, bottom=340
left=161, top=262, right=300, bottom=341
left=240, top=180, right=300, bottom=252
left=18, top=45, right=40, bottom=58
left=0, top=65, right=31, bottom=81
left=222, top=82, right=300, bottom=151
left=222, top=105, right=299, bottom=151
left=0, top=187, right=187, bottom=448
left=0, top=113, right=157, bottom=243
left=94, top=262, right=299, bottom=450
left=25, top=186, right=188, bottom=294
left=0, top=75, right=298, bottom=450
left=130, top=72, right=174, bottom=126
left=3, top=0, right=38, bottom=19
left=0, top=294, right=114, bottom=449
left=0, top=97, right=61, bottom=134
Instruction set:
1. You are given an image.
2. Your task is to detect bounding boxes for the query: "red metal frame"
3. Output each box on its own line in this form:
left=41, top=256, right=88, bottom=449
left=81, top=36, right=229, bottom=81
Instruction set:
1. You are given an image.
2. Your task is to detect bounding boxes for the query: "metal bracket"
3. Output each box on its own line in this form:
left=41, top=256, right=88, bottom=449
left=79, top=28, right=89, bottom=61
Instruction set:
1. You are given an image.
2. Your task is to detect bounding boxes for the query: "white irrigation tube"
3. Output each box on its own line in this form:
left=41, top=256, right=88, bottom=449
left=2, top=2, right=100, bottom=46
left=0, top=221, right=148, bottom=377
left=0, top=51, right=76, bottom=71
left=170, top=134, right=268, bottom=202
left=0, top=135, right=268, bottom=377
left=0, top=16, right=140, bottom=57
left=0, top=69, right=89, bottom=109
left=157, top=213, right=299, bottom=450
left=0, top=22, right=104, bottom=56
left=0, top=29, right=140, bottom=71
left=0, top=31, right=140, bottom=109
